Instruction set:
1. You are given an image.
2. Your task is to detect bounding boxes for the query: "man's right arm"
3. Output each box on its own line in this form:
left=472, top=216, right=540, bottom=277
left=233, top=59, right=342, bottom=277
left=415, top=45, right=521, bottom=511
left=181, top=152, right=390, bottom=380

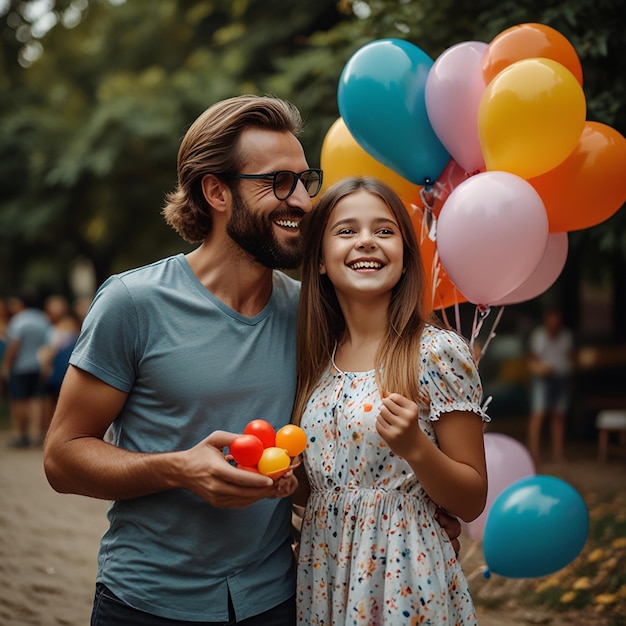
left=43, top=365, right=288, bottom=507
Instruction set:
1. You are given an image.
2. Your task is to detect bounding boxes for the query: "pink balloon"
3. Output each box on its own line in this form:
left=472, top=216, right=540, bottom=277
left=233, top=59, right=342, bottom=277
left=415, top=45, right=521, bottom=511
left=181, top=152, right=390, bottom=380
left=436, top=171, right=549, bottom=305
left=463, top=433, right=536, bottom=542
left=493, top=233, right=568, bottom=305
left=425, top=41, right=488, bottom=174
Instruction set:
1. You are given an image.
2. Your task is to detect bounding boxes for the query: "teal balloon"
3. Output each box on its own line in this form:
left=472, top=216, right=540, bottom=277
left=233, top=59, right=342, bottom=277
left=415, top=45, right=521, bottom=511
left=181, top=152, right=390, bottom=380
left=483, top=475, right=588, bottom=579
left=338, top=38, right=450, bottom=186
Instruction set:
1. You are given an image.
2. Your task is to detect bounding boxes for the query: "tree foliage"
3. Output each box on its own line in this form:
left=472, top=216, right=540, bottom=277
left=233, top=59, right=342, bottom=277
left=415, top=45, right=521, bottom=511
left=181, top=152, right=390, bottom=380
left=0, top=0, right=343, bottom=291
left=0, top=0, right=624, bottom=331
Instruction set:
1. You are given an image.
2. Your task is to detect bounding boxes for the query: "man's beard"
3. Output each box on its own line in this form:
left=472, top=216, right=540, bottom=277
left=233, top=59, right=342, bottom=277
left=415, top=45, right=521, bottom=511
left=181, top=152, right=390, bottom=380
left=226, top=190, right=304, bottom=270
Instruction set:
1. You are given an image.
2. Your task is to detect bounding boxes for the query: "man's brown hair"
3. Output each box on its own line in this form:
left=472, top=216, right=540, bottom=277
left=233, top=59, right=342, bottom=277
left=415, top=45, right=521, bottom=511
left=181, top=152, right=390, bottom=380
left=162, top=95, right=303, bottom=243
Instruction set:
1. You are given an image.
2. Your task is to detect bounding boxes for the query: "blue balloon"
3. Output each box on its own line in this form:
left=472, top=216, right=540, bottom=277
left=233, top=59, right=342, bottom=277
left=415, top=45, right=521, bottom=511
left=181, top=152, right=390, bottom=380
left=483, top=475, right=589, bottom=578
left=338, top=38, right=450, bottom=186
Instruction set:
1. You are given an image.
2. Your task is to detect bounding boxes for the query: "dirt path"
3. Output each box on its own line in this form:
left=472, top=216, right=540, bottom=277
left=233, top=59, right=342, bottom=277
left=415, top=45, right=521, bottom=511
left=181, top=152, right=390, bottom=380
left=0, top=427, right=622, bottom=626
left=0, top=432, right=109, bottom=626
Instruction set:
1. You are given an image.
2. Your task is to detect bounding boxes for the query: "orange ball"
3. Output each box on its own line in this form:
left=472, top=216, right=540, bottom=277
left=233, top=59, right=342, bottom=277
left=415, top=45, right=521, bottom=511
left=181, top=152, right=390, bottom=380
left=275, top=424, right=307, bottom=457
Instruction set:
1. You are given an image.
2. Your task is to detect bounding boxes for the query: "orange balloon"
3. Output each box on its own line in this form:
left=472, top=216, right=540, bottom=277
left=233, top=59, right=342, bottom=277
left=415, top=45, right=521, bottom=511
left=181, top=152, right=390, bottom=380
left=529, top=122, right=626, bottom=232
left=410, top=205, right=467, bottom=311
left=320, top=117, right=422, bottom=203
left=483, top=22, right=583, bottom=86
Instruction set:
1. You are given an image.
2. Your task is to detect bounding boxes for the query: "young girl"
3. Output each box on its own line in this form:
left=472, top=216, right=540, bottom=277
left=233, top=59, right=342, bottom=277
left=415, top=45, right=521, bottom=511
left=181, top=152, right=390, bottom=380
left=293, top=177, right=488, bottom=625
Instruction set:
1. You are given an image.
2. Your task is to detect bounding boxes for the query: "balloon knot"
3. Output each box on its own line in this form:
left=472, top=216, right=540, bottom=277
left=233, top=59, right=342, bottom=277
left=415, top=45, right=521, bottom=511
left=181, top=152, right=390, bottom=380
left=482, top=568, right=491, bottom=580
left=419, top=186, right=436, bottom=212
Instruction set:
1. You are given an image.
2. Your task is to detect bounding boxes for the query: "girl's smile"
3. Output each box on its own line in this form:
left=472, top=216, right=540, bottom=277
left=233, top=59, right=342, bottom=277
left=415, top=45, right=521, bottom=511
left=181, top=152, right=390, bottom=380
left=319, top=190, right=404, bottom=298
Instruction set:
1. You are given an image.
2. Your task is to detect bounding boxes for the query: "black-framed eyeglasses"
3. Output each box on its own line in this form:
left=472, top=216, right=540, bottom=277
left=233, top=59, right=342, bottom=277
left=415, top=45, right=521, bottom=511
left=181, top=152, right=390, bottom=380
left=223, top=169, right=323, bottom=201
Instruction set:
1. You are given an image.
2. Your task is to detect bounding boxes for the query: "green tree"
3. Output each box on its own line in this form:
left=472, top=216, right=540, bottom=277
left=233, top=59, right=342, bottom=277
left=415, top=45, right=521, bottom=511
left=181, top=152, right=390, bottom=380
left=0, top=0, right=344, bottom=291
left=1, top=0, right=624, bottom=339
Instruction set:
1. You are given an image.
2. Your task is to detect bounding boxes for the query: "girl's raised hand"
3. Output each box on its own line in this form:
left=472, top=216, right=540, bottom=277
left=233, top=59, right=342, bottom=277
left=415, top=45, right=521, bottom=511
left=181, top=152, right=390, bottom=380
left=376, top=393, right=425, bottom=459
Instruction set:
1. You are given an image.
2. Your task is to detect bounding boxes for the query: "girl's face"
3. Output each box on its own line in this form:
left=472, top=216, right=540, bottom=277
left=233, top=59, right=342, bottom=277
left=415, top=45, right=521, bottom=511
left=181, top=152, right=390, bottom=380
left=320, top=190, right=404, bottom=300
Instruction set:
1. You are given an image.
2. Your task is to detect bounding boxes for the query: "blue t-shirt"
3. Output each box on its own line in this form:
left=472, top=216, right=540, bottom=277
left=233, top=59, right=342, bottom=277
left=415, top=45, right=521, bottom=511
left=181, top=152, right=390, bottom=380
left=70, top=254, right=300, bottom=621
left=6, top=308, right=50, bottom=373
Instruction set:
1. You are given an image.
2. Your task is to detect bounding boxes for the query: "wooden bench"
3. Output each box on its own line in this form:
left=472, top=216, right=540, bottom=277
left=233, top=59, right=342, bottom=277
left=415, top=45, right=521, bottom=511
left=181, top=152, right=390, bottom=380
left=596, top=410, right=626, bottom=462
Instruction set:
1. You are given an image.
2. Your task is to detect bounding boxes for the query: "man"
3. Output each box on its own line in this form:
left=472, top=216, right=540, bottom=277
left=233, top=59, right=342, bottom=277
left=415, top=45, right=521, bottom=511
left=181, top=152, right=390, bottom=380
left=44, top=95, right=459, bottom=625
left=2, top=288, right=50, bottom=448
left=527, top=306, right=575, bottom=466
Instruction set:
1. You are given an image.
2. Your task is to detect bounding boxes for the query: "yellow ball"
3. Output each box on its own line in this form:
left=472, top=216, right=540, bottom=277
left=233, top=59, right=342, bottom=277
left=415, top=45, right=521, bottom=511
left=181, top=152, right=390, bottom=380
left=257, top=447, right=291, bottom=476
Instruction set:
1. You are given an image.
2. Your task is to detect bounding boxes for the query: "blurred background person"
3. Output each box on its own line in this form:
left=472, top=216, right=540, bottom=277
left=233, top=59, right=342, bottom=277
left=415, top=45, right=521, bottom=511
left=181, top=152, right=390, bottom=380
left=0, top=297, right=9, bottom=406
left=1, top=288, right=51, bottom=448
left=527, top=306, right=575, bottom=466
left=39, top=295, right=81, bottom=441
left=72, top=296, right=93, bottom=327
left=43, top=294, right=70, bottom=329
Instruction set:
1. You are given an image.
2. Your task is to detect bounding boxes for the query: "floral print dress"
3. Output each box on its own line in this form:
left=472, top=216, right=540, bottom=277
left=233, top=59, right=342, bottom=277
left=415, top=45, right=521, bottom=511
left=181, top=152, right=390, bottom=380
left=296, top=325, right=489, bottom=626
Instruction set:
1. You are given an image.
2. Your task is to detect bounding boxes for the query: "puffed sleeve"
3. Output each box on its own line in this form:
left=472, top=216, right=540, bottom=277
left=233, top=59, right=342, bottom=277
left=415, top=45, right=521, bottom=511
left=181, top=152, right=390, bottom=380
left=419, top=326, right=490, bottom=422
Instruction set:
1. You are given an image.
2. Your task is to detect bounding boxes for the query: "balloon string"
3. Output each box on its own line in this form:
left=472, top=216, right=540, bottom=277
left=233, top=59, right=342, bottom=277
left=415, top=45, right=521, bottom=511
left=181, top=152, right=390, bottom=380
left=432, top=265, right=441, bottom=313
left=418, top=194, right=460, bottom=337
left=460, top=542, right=490, bottom=583
left=422, top=207, right=436, bottom=242
left=429, top=240, right=463, bottom=336
left=418, top=187, right=438, bottom=242
left=422, top=207, right=441, bottom=317
left=453, top=295, right=462, bottom=336
left=476, top=306, right=505, bottom=365
left=469, top=305, right=489, bottom=354
left=481, top=394, right=493, bottom=415
left=465, top=564, right=490, bottom=584
left=431, top=247, right=441, bottom=311
left=419, top=185, right=436, bottom=212
left=413, top=204, right=430, bottom=247
left=458, top=538, right=480, bottom=566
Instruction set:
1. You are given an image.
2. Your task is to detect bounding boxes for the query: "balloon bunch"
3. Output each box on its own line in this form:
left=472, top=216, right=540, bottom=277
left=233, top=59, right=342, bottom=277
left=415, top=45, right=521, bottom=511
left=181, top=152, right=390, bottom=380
left=228, top=420, right=307, bottom=479
left=462, top=433, right=588, bottom=579
left=327, top=23, right=626, bottom=315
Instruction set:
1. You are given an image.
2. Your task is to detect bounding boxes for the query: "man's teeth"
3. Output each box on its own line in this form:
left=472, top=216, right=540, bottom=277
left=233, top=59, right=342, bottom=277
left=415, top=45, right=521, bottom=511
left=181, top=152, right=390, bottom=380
left=350, top=261, right=382, bottom=269
left=275, top=219, right=298, bottom=229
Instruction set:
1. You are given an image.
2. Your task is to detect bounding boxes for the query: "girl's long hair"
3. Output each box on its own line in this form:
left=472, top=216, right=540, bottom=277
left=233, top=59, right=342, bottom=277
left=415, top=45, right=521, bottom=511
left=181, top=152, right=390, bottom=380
left=292, top=176, right=441, bottom=424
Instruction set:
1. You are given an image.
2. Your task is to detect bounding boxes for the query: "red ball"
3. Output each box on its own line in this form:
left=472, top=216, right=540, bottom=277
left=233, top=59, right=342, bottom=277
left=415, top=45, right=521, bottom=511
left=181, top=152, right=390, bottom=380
left=244, top=419, right=276, bottom=449
left=229, top=434, right=264, bottom=467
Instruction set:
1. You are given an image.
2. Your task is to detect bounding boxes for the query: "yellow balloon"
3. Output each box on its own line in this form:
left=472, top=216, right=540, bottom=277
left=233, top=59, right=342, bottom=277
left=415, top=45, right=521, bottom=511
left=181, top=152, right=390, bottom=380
left=320, top=117, right=422, bottom=202
left=478, top=58, right=586, bottom=179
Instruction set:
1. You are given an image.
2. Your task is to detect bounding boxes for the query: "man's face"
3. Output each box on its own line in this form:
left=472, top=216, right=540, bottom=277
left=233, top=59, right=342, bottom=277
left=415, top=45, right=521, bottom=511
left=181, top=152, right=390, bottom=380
left=544, top=310, right=562, bottom=335
left=227, top=185, right=305, bottom=269
left=225, top=129, right=314, bottom=270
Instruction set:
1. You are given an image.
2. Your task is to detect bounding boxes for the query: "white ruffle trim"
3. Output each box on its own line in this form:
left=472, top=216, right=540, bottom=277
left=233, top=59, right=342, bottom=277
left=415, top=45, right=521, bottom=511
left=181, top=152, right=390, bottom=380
left=430, top=396, right=492, bottom=423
